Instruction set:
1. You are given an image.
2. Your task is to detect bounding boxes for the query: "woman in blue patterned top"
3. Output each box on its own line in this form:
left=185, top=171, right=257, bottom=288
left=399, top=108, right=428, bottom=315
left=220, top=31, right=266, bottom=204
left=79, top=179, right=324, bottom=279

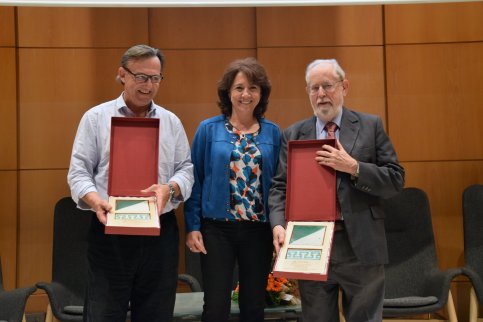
left=184, top=57, right=281, bottom=322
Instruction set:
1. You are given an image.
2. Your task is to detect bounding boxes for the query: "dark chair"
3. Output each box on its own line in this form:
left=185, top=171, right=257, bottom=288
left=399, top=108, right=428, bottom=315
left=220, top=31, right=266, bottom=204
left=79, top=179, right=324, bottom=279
left=37, top=197, right=201, bottom=322
left=462, top=184, right=483, bottom=322
left=36, top=197, right=92, bottom=322
left=177, top=273, right=202, bottom=293
left=0, top=256, right=37, bottom=322
left=381, top=187, right=461, bottom=321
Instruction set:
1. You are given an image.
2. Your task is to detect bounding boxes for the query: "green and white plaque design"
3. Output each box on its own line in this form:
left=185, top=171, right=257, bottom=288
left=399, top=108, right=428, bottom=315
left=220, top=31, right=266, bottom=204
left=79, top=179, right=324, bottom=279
left=289, top=225, right=325, bottom=246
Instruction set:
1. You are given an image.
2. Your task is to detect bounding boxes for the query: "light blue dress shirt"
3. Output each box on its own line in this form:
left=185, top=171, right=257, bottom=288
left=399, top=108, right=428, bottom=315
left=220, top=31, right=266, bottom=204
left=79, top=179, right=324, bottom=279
left=68, top=93, right=194, bottom=213
left=315, top=111, right=342, bottom=140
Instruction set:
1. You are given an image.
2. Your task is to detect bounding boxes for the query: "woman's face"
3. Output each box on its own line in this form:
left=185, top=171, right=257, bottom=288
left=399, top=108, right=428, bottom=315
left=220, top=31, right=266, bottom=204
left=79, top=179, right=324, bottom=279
left=229, top=72, right=261, bottom=117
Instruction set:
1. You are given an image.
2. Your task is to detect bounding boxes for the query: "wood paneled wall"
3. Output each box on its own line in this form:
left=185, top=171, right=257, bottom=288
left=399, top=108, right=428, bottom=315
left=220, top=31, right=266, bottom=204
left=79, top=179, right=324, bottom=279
left=0, top=6, right=18, bottom=292
left=1, top=2, right=482, bottom=320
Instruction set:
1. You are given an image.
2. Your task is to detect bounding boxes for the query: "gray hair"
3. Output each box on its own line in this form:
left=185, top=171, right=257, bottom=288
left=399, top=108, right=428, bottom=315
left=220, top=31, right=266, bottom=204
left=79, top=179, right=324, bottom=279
left=305, top=59, right=345, bottom=83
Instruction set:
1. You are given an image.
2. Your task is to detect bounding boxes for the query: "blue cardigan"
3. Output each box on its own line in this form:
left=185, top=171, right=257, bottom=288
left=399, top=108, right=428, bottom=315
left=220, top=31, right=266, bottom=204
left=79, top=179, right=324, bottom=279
left=184, top=115, right=281, bottom=232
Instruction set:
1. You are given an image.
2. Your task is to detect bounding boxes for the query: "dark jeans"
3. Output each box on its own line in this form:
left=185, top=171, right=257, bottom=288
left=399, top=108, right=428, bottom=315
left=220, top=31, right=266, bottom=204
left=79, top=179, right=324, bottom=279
left=84, top=211, right=179, bottom=322
left=200, top=219, right=273, bottom=322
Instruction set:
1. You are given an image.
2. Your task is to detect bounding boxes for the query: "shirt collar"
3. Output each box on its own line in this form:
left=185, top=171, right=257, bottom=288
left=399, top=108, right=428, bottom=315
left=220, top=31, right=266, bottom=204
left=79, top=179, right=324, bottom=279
left=115, top=93, right=156, bottom=117
left=316, top=109, right=343, bottom=131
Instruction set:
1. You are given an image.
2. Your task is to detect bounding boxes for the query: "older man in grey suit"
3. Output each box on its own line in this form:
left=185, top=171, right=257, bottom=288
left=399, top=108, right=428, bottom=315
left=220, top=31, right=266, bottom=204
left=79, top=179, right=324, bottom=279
left=269, top=59, right=405, bottom=322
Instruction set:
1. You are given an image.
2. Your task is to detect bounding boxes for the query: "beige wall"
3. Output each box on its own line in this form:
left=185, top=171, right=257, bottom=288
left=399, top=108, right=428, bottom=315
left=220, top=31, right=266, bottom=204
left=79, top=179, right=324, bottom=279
left=1, top=3, right=483, bottom=320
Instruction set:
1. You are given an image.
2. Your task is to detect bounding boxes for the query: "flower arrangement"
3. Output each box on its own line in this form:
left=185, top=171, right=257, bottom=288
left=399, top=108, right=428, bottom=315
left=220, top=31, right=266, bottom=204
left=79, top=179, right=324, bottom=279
left=232, top=273, right=300, bottom=307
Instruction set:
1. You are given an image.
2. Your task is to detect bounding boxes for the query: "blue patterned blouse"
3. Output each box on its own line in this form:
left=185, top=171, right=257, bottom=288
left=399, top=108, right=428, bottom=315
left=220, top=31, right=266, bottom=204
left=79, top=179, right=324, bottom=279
left=226, top=121, right=265, bottom=222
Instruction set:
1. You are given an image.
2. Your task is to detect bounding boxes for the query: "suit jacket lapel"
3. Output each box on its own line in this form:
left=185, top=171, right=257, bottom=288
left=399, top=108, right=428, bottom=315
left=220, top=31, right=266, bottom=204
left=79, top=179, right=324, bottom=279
left=298, top=116, right=317, bottom=140
left=339, top=107, right=359, bottom=155
left=297, top=113, right=360, bottom=145
left=336, top=108, right=359, bottom=191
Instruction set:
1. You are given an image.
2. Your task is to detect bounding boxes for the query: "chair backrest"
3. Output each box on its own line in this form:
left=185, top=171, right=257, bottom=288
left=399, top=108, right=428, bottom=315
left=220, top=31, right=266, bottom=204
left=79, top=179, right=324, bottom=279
left=52, top=197, right=93, bottom=303
left=462, top=184, right=483, bottom=301
left=382, top=187, right=440, bottom=298
left=0, top=256, right=4, bottom=291
left=1, top=255, right=37, bottom=322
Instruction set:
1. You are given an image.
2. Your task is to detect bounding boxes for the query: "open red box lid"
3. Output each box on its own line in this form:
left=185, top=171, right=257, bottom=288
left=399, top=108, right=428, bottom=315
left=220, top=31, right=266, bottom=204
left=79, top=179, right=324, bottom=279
left=108, top=117, right=159, bottom=197
left=285, top=139, right=337, bottom=222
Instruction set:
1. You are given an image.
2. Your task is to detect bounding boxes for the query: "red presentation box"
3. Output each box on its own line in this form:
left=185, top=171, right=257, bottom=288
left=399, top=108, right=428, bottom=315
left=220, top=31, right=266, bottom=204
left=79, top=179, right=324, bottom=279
left=106, top=117, right=160, bottom=236
left=273, top=139, right=337, bottom=281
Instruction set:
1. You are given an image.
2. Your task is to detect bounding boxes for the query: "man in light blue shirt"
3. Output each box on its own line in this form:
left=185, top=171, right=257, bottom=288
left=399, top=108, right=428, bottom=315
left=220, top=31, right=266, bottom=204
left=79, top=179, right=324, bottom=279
left=67, top=44, right=194, bottom=322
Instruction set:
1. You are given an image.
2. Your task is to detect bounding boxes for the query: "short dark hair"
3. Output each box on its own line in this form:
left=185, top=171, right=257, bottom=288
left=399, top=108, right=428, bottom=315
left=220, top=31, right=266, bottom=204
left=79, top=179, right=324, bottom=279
left=116, top=45, right=165, bottom=84
left=217, top=57, right=271, bottom=119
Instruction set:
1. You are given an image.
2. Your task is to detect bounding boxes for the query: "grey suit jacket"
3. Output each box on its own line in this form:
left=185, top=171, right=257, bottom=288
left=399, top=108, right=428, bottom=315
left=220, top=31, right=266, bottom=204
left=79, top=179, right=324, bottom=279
left=268, top=107, right=405, bottom=265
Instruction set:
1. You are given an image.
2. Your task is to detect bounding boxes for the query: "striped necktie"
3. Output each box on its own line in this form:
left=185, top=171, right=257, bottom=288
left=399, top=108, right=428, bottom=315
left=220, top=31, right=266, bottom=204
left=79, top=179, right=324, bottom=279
left=324, top=121, right=341, bottom=220
left=325, top=121, right=337, bottom=139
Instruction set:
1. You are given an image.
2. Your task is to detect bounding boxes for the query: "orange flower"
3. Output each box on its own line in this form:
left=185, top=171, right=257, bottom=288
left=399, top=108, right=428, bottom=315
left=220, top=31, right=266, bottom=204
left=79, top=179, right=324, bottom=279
left=233, top=272, right=299, bottom=306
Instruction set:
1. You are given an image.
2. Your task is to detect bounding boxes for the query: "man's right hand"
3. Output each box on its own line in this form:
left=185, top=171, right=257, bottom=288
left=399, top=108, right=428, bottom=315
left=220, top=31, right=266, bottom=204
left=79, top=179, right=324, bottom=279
left=273, top=225, right=286, bottom=255
left=93, top=200, right=112, bottom=225
left=82, top=192, right=112, bottom=225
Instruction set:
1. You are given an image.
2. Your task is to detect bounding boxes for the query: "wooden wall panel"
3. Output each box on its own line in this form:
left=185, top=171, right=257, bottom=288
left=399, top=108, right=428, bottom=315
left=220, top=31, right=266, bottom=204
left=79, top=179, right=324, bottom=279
left=17, top=170, right=70, bottom=287
left=452, top=280, right=471, bottom=322
left=402, top=161, right=483, bottom=270
left=3, top=4, right=482, bottom=319
left=156, top=49, right=256, bottom=141
left=0, top=171, right=18, bottom=290
left=0, top=48, right=17, bottom=170
left=386, top=43, right=483, bottom=161
left=0, top=7, right=15, bottom=46
left=385, top=2, right=483, bottom=44
left=149, top=8, right=256, bottom=49
left=259, top=46, right=386, bottom=130
left=18, top=48, right=124, bottom=170
left=257, top=6, right=383, bottom=47
left=17, top=7, right=148, bottom=47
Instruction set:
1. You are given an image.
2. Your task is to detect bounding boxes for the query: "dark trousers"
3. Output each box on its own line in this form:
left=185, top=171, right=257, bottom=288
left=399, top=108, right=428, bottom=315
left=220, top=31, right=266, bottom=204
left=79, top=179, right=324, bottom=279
left=200, top=219, right=273, bottom=322
left=299, top=228, right=385, bottom=322
left=84, top=211, right=179, bottom=322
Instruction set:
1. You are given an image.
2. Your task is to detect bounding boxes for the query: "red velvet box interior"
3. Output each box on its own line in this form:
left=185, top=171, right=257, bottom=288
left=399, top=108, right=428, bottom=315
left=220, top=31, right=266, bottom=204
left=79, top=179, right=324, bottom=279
left=285, top=139, right=337, bottom=222
left=108, top=117, right=159, bottom=196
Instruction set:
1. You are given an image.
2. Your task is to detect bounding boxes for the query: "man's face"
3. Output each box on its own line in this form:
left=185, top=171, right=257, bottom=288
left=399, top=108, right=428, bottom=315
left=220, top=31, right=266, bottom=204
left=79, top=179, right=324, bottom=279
left=118, top=56, right=162, bottom=113
left=306, top=63, right=348, bottom=122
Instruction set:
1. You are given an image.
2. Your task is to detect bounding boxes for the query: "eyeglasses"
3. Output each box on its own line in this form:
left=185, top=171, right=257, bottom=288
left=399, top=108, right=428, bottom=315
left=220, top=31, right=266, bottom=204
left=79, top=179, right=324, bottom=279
left=308, top=80, right=342, bottom=95
left=123, top=66, right=163, bottom=84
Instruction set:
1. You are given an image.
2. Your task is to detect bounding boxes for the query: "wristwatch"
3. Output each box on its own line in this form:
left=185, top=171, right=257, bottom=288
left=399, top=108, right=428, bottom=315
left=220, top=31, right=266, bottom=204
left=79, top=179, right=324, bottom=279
left=352, top=162, right=360, bottom=178
left=167, top=183, right=175, bottom=202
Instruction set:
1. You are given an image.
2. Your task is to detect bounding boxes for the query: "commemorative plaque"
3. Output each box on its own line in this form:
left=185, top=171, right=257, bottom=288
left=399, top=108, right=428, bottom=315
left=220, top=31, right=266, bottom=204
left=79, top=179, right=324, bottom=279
left=274, top=221, right=335, bottom=280
left=273, top=139, right=337, bottom=281
left=106, top=117, right=160, bottom=236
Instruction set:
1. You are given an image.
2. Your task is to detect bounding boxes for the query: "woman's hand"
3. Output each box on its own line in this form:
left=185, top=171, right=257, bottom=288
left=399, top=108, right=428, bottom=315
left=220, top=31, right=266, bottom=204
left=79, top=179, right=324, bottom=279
left=186, top=231, right=207, bottom=254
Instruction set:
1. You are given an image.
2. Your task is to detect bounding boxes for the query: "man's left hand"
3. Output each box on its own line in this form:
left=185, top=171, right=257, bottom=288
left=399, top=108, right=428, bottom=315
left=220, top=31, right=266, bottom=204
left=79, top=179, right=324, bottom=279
left=141, top=184, right=170, bottom=214
left=315, top=140, right=358, bottom=175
